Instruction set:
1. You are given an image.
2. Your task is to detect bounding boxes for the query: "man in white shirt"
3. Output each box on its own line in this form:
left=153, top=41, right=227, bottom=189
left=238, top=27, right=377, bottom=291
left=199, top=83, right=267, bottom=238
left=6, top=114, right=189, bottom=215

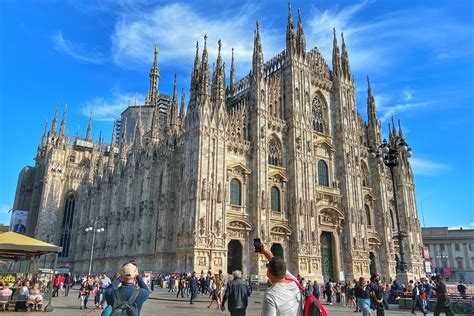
left=260, top=243, right=303, bottom=316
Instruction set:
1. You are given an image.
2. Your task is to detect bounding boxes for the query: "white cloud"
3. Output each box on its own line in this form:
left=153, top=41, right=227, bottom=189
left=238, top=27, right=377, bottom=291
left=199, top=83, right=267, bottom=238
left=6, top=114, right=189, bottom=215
left=402, top=89, right=414, bottom=101
left=0, top=205, right=12, bottom=214
left=81, top=87, right=145, bottom=121
left=52, top=31, right=104, bottom=64
left=305, top=2, right=472, bottom=75
left=409, top=157, right=450, bottom=176
left=449, top=222, right=474, bottom=230
left=110, top=3, right=280, bottom=77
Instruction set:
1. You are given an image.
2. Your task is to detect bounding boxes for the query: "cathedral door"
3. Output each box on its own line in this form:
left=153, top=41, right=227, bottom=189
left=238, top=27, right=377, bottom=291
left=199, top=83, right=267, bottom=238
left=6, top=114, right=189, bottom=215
left=271, top=243, right=284, bottom=259
left=227, top=240, right=242, bottom=274
left=369, top=252, right=376, bottom=276
left=320, top=232, right=335, bottom=281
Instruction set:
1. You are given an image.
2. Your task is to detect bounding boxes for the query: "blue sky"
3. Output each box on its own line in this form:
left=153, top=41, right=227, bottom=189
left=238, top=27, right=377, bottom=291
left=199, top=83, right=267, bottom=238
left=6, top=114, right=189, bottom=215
left=0, top=0, right=473, bottom=228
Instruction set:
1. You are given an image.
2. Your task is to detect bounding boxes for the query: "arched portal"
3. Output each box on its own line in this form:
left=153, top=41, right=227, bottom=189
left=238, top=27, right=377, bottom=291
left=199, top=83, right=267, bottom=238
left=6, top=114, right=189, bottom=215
left=271, top=243, right=284, bottom=259
left=227, top=240, right=243, bottom=274
left=320, top=231, right=335, bottom=281
left=369, top=252, right=376, bottom=276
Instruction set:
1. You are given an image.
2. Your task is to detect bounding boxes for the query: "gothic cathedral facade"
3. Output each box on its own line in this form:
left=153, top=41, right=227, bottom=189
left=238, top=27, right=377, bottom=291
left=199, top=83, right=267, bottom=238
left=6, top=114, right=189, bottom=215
left=14, top=6, right=424, bottom=281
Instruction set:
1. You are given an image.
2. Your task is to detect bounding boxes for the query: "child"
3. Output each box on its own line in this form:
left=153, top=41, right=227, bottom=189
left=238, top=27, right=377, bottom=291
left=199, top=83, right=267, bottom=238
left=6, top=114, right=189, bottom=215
left=93, top=283, right=100, bottom=307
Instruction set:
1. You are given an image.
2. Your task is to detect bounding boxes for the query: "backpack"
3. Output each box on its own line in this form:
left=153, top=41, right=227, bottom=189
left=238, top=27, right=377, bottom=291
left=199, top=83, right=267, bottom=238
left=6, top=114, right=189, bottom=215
left=111, top=288, right=141, bottom=316
left=289, top=278, right=328, bottom=316
left=325, top=282, right=331, bottom=291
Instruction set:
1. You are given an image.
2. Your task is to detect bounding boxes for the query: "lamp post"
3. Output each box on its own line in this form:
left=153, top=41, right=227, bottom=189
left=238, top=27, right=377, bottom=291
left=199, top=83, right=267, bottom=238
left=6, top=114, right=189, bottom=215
left=369, top=137, right=412, bottom=274
left=85, top=218, right=105, bottom=276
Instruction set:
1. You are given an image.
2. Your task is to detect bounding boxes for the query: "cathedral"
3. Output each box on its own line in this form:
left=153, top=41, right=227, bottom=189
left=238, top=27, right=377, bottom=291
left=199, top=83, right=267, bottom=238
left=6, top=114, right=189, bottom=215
left=13, top=5, right=425, bottom=281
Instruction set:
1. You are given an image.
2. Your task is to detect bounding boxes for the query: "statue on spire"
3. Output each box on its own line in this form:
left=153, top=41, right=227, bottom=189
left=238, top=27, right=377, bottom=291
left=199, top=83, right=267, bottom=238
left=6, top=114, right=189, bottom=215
left=147, top=45, right=160, bottom=105
left=86, top=111, right=92, bottom=141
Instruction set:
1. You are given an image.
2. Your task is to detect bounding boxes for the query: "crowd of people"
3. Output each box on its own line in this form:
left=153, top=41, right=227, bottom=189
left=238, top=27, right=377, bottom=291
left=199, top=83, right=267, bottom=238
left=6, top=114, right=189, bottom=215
left=0, top=277, right=47, bottom=311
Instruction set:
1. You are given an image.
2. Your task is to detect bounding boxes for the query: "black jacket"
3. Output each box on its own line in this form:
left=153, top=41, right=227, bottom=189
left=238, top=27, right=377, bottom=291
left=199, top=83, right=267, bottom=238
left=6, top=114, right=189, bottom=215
left=224, top=279, right=250, bottom=310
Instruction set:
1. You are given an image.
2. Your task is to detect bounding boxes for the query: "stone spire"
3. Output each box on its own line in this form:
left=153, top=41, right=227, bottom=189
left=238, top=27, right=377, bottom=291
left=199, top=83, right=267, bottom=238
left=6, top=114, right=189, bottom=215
left=212, top=40, right=225, bottom=104
left=147, top=45, right=160, bottom=105
left=41, top=120, right=48, bottom=146
left=133, top=104, right=143, bottom=148
left=230, top=48, right=236, bottom=93
left=341, top=32, right=351, bottom=78
left=179, top=89, right=185, bottom=121
left=200, top=34, right=210, bottom=98
left=252, top=21, right=264, bottom=79
left=367, top=76, right=377, bottom=125
left=59, top=104, right=67, bottom=137
left=110, top=120, right=117, bottom=148
left=286, top=1, right=296, bottom=56
left=51, top=108, right=58, bottom=135
left=390, top=116, right=397, bottom=143
left=120, top=117, right=127, bottom=160
left=398, top=118, right=404, bottom=139
left=169, top=74, right=178, bottom=130
left=150, top=104, right=160, bottom=145
left=296, top=8, right=306, bottom=56
left=86, top=111, right=92, bottom=141
left=190, top=41, right=201, bottom=106
left=332, top=28, right=341, bottom=78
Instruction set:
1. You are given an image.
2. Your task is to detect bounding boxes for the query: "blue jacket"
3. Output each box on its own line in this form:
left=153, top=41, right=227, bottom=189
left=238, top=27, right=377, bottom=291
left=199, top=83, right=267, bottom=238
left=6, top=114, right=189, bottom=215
left=104, top=277, right=149, bottom=315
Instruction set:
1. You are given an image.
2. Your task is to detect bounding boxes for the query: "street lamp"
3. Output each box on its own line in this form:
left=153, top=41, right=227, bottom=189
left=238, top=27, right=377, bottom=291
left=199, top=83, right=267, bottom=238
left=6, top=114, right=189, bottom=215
left=369, top=135, right=413, bottom=274
left=85, top=218, right=105, bottom=276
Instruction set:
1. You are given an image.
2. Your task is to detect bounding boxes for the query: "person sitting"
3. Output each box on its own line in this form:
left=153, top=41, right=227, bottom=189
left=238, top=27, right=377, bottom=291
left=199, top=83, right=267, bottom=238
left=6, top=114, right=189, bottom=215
left=0, top=282, right=12, bottom=311
left=27, top=283, right=43, bottom=311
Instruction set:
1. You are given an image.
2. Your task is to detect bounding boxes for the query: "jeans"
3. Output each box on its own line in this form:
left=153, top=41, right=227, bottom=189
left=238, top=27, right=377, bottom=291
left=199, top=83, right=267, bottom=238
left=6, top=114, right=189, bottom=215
left=65, top=284, right=71, bottom=296
left=357, top=298, right=372, bottom=316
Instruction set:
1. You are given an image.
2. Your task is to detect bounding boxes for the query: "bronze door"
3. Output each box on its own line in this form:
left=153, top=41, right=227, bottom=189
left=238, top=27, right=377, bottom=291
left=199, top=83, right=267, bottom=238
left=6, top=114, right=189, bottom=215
left=320, top=232, right=334, bottom=281
left=227, top=240, right=243, bottom=274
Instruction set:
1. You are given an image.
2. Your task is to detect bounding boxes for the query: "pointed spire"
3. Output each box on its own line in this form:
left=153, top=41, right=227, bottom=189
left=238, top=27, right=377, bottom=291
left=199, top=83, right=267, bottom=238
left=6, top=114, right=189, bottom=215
left=169, top=74, right=178, bottom=130
left=398, top=118, right=404, bottom=139
left=341, top=32, right=351, bottom=78
left=390, top=116, right=397, bottom=142
left=212, top=39, right=225, bottom=104
left=230, top=48, right=236, bottom=93
left=367, top=76, right=377, bottom=124
left=110, top=120, right=117, bottom=148
left=253, top=20, right=264, bottom=79
left=133, top=105, right=143, bottom=148
left=200, top=34, right=210, bottom=97
left=147, top=45, right=160, bottom=105
left=332, top=28, right=341, bottom=78
left=190, top=41, right=201, bottom=106
left=286, top=1, right=296, bottom=56
left=296, top=8, right=306, bottom=56
left=120, top=117, right=127, bottom=159
left=59, top=104, right=67, bottom=137
left=51, top=108, right=58, bottom=135
left=41, top=120, right=48, bottom=146
left=179, top=89, right=185, bottom=120
left=86, top=111, right=92, bottom=141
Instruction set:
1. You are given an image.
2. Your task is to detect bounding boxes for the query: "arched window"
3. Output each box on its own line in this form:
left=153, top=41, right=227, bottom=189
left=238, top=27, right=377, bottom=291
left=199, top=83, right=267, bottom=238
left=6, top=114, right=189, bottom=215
left=271, top=186, right=281, bottom=212
left=312, top=95, right=327, bottom=133
left=59, top=193, right=76, bottom=258
left=230, top=178, right=242, bottom=206
left=318, top=160, right=329, bottom=187
left=365, top=204, right=372, bottom=226
left=390, top=208, right=396, bottom=230
left=268, top=136, right=282, bottom=166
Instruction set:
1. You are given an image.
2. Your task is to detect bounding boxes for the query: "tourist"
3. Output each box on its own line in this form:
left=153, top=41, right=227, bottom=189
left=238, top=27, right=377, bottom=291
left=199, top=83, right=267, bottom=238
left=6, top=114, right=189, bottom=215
left=246, top=276, right=253, bottom=297
left=369, top=274, right=385, bottom=316
left=64, top=272, right=73, bottom=297
left=260, top=243, right=303, bottom=316
left=217, top=269, right=225, bottom=307
left=340, top=282, right=347, bottom=306
left=207, top=275, right=219, bottom=309
left=189, top=271, right=198, bottom=304
left=27, top=283, right=43, bottom=311
left=58, top=273, right=65, bottom=295
left=200, top=272, right=206, bottom=295
left=313, top=280, right=321, bottom=299
left=168, top=274, right=176, bottom=292
left=354, top=277, right=371, bottom=316
left=79, top=276, right=93, bottom=310
left=334, top=281, right=341, bottom=304
left=52, top=274, right=60, bottom=297
left=422, top=278, right=432, bottom=311
left=222, top=270, right=251, bottom=316
left=0, top=282, right=12, bottom=311
left=325, top=278, right=334, bottom=305
left=457, top=280, right=467, bottom=299
left=411, top=281, right=427, bottom=315
left=104, top=262, right=149, bottom=315
left=99, top=272, right=111, bottom=308
left=433, top=276, right=454, bottom=316
left=346, top=280, right=356, bottom=309
left=176, top=274, right=185, bottom=298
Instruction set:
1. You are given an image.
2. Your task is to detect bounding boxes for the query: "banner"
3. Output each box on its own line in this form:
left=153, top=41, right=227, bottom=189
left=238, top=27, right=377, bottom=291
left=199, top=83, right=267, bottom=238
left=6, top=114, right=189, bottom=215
left=10, top=210, right=28, bottom=234
left=424, top=261, right=432, bottom=273
left=422, top=247, right=430, bottom=260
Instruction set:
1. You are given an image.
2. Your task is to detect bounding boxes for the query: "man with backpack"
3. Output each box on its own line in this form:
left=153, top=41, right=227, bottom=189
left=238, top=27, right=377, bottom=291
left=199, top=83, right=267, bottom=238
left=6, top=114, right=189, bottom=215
left=104, top=262, right=149, bottom=316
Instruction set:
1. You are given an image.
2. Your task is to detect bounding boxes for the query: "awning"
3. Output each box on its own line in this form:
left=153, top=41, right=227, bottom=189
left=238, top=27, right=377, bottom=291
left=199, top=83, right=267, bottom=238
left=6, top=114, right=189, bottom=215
left=0, top=232, right=62, bottom=260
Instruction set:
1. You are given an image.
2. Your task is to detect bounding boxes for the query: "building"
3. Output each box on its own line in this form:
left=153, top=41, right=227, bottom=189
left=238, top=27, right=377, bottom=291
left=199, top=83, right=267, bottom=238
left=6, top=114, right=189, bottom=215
left=422, top=227, right=474, bottom=283
left=12, top=5, right=424, bottom=281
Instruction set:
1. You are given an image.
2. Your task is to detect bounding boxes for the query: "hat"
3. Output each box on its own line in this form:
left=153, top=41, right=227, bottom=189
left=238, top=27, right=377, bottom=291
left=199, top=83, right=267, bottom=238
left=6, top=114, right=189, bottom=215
left=122, top=263, right=138, bottom=278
